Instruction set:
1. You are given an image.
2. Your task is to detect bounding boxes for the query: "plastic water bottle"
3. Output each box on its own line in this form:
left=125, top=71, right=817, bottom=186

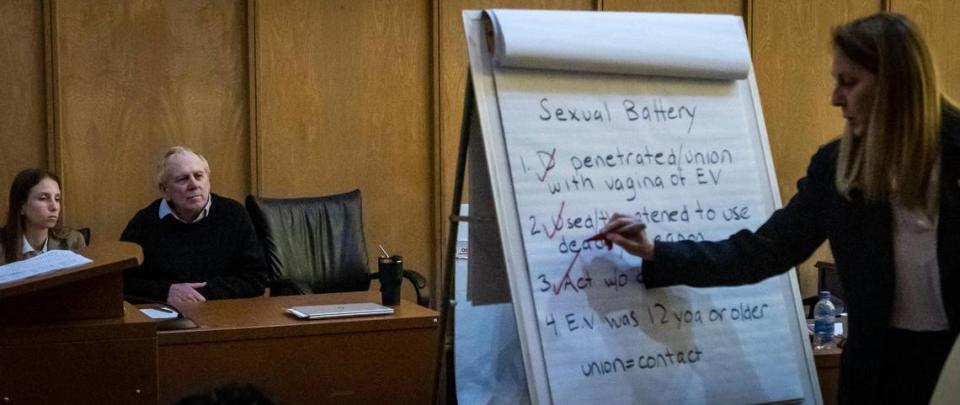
left=813, top=291, right=836, bottom=349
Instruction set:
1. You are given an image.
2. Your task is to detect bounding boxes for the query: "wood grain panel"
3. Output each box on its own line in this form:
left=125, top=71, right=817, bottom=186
left=602, top=0, right=744, bottom=15
left=753, top=0, right=881, bottom=297
left=0, top=0, right=46, bottom=220
left=438, top=0, right=596, bottom=297
left=255, top=0, right=434, bottom=295
left=54, top=0, right=249, bottom=242
left=889, top=0, right=960, bottom=101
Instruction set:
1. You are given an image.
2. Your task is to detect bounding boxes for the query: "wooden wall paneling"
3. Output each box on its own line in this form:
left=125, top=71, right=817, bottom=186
left=437, top=0, right=597, bottom=301
left=54, top=0, right=250, bottom=243
left=0, top=0, right=47, bottom=220
left=890, top=0, right=960, bottom=101
left=255, top=0, right=435, bottom=298
left=602, top=0, right=745, bottom=15
left=752, top=0, right=881, bottom=297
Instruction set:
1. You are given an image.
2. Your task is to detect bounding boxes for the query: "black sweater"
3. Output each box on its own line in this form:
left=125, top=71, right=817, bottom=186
left=121, top=193, right=267, bottom=302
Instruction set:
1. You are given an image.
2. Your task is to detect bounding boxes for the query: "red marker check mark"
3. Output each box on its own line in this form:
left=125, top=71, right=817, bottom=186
left=537, top=148, right=557, bottom=182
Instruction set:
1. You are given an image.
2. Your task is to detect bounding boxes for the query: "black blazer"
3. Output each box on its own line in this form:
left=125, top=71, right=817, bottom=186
left=644, top=107, right=960, bottom=403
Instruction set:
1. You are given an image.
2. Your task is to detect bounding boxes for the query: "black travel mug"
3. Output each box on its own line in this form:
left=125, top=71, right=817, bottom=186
left=378, top=255, right=403, bottom=306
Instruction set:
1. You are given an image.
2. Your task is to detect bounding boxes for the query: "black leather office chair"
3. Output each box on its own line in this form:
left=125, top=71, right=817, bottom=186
left=245, top=189, right=429, bottom=306
left=77, top=227, right=91, bottom=245
left=803, top=261, right=846, bottom=318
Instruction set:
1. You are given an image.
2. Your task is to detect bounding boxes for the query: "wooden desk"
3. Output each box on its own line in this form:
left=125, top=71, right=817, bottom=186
left=0, top=302, right=159, bottom=404
left=158, top=292, right=439, bottom=404
left=814, top=346, right=841, bottom=405
left=0, top=242, right=155, bottom=405
left=0, top=242, right=142, bottom=325
left=811, top=317, right=846, bottom=405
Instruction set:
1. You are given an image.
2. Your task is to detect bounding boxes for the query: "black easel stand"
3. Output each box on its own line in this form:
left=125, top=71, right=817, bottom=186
left=432, top=79, right=477, bottom=405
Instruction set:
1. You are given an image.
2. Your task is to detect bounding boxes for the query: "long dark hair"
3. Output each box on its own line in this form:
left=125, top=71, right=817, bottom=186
left=2, top=169, right=65, bottom=263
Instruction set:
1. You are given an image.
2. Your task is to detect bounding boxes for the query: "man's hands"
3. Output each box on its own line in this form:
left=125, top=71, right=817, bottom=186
left=598, top=213, right=655, bottom=260
left=167, top=282, right=207, bottom=306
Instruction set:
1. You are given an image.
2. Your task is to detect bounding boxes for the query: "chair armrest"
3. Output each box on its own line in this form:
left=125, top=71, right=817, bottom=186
left=371, top=269, right=430, bottom=307
left=268, top=278, right=311, bottom=296
left=402, top=269, right=430, bottom=307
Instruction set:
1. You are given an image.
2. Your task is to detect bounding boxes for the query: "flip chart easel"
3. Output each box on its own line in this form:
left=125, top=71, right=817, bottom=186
left=435, top=9, right=822, bottom=405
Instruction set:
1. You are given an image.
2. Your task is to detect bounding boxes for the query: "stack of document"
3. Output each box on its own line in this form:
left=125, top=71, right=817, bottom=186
left=0, top=250, right=93, bottom=284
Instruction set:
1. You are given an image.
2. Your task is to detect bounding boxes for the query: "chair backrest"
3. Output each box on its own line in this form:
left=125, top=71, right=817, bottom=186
left=245, top=190, right=371, bottom=295
left=77, top=227, right=91, bottom=245
left=812, top=261, right=846, bottom=316
left=815, top=261, right=844, bottom=303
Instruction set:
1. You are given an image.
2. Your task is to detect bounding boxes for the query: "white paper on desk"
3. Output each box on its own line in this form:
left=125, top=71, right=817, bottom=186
left=488, top=9, right=750, bottom=80
left=0, top=250, right=92, bottom=284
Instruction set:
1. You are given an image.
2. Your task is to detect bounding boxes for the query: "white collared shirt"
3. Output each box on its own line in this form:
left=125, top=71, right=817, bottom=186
left=22, top=234, right=48, bottom=257
left=159, top=197, right=213, bottom=223
left=889, top=205, right=949, bottom=331
left=889, top=157, right=948, bottom=331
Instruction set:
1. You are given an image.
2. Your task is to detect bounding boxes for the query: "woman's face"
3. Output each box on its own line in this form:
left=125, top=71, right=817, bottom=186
left=831, top=48, right=878, bottom=137
left=20, top=177, right=61, bottom=231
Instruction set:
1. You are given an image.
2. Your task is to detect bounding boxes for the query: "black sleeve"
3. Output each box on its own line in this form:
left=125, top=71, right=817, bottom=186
left=120, top=211, right=173, bottom=302
left=196, top=206, right=267, bottom=300
left=643, top=143, right=835, bottom=288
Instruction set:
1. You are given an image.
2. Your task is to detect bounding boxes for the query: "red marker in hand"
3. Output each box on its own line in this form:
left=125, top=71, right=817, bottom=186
left=584, top=232, right=613, bottom=250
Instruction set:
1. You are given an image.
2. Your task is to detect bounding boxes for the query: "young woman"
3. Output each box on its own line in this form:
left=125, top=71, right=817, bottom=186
left=1, top=169, right=86, bottom=265
left=599, top=13, right=959, bottom=404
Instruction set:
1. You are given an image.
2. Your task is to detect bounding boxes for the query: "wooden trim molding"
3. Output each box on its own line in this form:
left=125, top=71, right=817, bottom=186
left=247, top=0, right=262, bottom=196
left=42, top=0, right=61, bottom=178
left=431, top=0, right=443, bottom=307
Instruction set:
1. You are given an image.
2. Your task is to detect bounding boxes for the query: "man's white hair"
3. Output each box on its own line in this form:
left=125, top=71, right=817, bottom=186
left=156, top=146, right=211, bottom=190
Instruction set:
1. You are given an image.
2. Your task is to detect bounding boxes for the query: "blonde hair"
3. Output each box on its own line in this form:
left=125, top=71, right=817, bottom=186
left=833, top=13, right=949, bottom=214
left=156, top=146, right=211, bottom=190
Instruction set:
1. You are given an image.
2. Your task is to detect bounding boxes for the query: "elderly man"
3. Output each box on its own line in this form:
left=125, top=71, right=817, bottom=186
left=121, top=146, right=266, bottom=305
